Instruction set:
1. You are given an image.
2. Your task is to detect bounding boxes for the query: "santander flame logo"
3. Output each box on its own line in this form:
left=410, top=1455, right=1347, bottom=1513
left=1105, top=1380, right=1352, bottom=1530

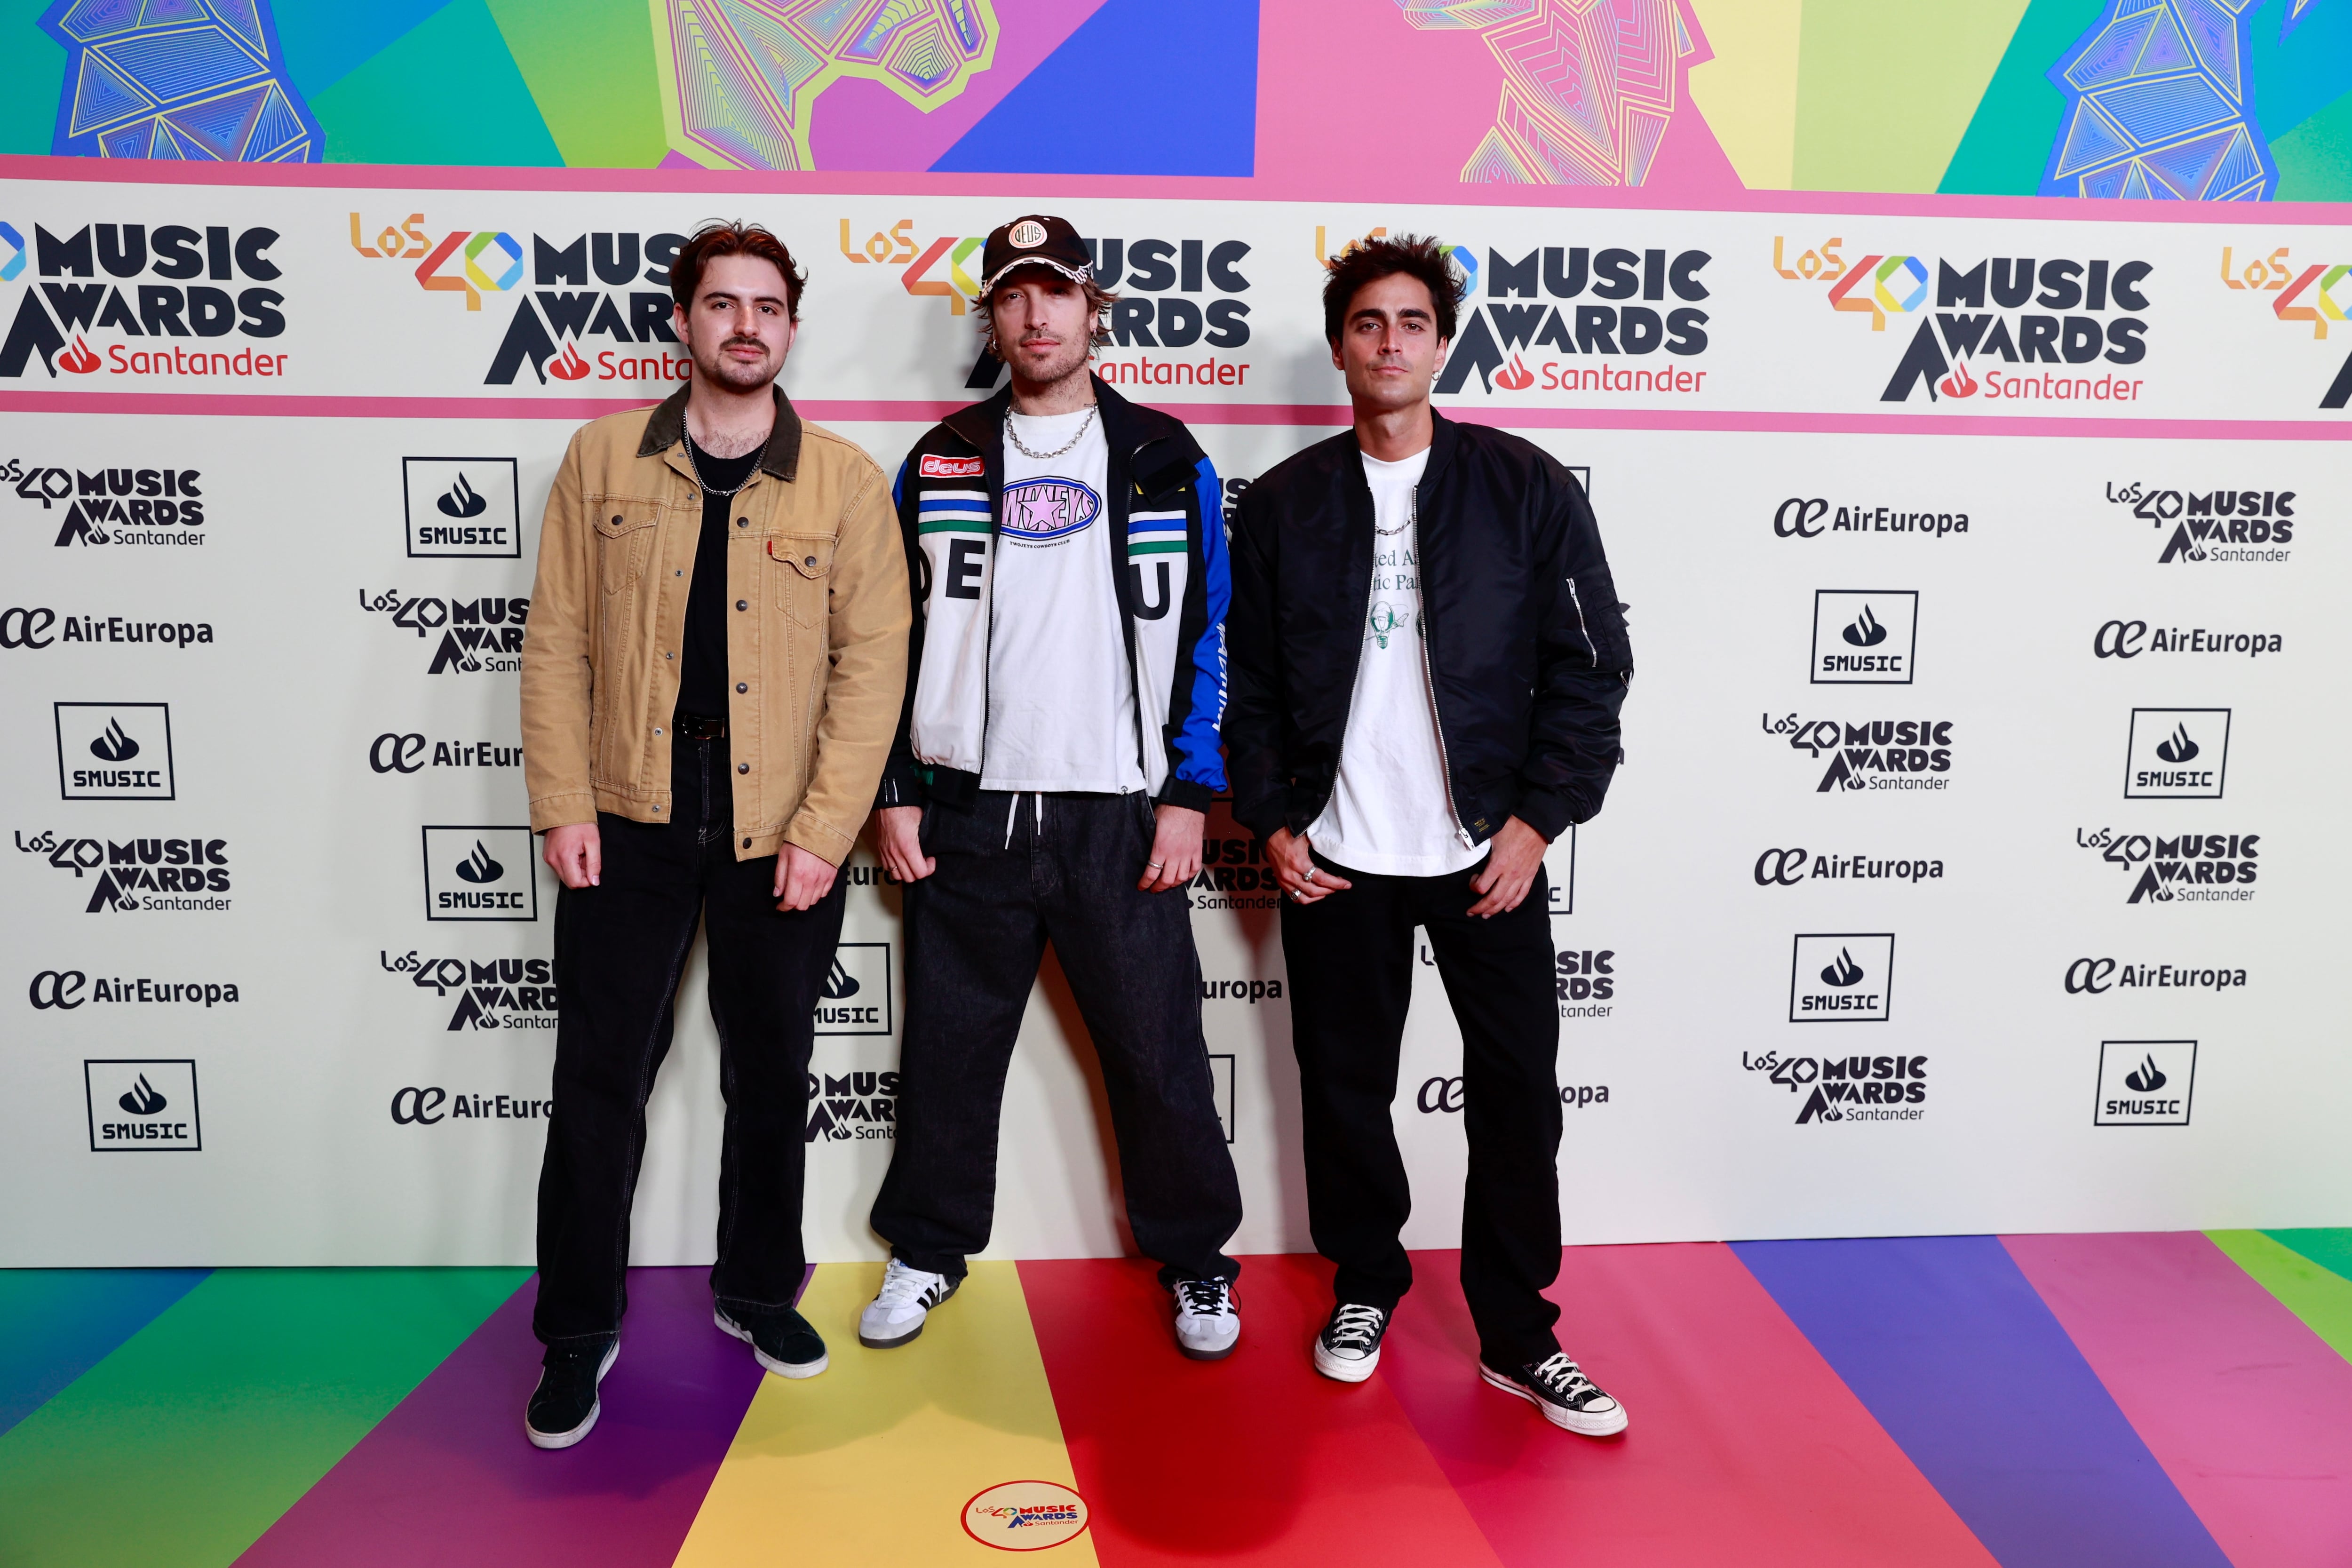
left=454, top=841, right=505, bottom=884
left=1938, top=357, right=1978, bottom=399
left=1820, top=947, right=1865, bottom=987
left=2155, top=724, right=2200, bottom=764
left=1842, top=605, right=1887, bottom=647
left=59, top=335, right=101, bottom=374
left=548, top=342, right=591, bottom=382
left=437, top=475, right=487, bottom=517
left=822, top=957, right=861, bottom=1000
left=118, top=1073, right=167, bottom=1114
left=89, top=718, right=140, bottom=762
left=2123, top=1054, right=2168, bottom=1093
left=1495, top=353, right=1534, bottom=391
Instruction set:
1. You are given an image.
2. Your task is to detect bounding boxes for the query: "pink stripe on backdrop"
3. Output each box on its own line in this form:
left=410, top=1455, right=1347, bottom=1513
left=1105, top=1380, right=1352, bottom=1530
left=2002, top=1232, right=2352, bottom=1568
left=0, top=388, right=2344, bottom=442
left=3, top=152, right=2347, bottom=225
left=233, top=1268, right=765, bottom=1568
left=1378, top=1244, right=2002, bottom=1568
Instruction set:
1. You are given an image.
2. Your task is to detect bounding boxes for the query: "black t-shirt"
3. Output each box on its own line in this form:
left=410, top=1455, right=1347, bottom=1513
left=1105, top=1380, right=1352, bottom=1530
left=675, top=438, right=762, bottom=721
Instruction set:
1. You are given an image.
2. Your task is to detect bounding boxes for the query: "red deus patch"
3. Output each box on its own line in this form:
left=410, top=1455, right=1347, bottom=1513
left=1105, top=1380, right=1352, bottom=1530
left=919, top=454, right=984, bottom=478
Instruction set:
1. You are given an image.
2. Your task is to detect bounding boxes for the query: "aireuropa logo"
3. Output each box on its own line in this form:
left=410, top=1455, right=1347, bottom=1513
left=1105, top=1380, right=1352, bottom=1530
left=4, top=460, right=208, bottom=547
left=2064, top=957, right=2245, bottom=995
left=54, top=702, right=173, bottom=800
left=815, top=943, right=891, bottom=1036
left=2076, top=826, right=2258, bottom=906
left=804, top=1063, right=897, bottom=1144
left=1419, top=1076, right=1611, bottom=1112
left=367, top=732, right=523, bottom=774
left=1774, top=237, right=2151, bottom=406
left=402, top=458, right=520, bottom=558
left=1431, top=239, right=1713, bottom=398
left=2092, top=618, right=2282, bottom=660
left=85, top=1058, right=199, bottom=1150
left=15, top=828, right=230, bottom=913
left=380, top=948, right=555, bottom=1032
left=30, top=967, right=238, bottom=1010
left=1811, top=591, right=1917, bottom=684
left=1772, top=496, right=1969, bottom=541
left=1, top=223, right=287, bottom=382
left=961, top=1480, right=1090, bottom=1552
left=2125, top=708, right=2229, bottom=798
left=358, top=589, right=529, bottom=674
left=2215, top=244, right=2352, bottom=408
left=421, top=827, right=537, bottom=921
left=3, top=608, right=213, bottom=651
left=1764, top=713, right=1953, bottom=795
left=2104, top=481, right=2295, bottom=565
left=389, top=1085, right=552, bottom=1125
left=1753, top=846, right=1945, bottom=887
left=2094, top=1039, right=2195, bottom=1126
left=1789, top=933, right=1894, bottom=1022
left=1743, top=1047, right=1927, bottom=1124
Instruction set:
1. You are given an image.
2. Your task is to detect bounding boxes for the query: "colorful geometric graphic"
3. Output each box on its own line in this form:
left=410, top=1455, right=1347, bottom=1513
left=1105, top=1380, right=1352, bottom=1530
left=39, top=0, right=320, bottom=162
left=1403, top=0, right=1711, bottom=187
left=3, top=1234, right=2350, bottom=1566
left=2041, top=0, right=2277, bottom=199
left=653, top=0, right=998, bottom=172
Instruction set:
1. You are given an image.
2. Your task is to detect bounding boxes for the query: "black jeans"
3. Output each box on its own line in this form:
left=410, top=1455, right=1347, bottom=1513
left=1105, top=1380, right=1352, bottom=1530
left=532, top=735, right=844, bottom=1346
left=1280, top=855, right=1563, bottom=1368
left=870, top=790, right=1242, bottom=1284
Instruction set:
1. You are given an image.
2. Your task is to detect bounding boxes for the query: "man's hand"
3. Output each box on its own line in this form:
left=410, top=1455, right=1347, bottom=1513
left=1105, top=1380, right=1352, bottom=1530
left=543, top=823, right=601, bottom=889
left=774, top=843, right=838, bottom=911
left=874, top=804, right=934, bottom=883
left=1139, top=804, right=1206, bottom=893
left=1266, top=826, right=1351, bottom=905
left=1467, top=816, right=1548, bottom=917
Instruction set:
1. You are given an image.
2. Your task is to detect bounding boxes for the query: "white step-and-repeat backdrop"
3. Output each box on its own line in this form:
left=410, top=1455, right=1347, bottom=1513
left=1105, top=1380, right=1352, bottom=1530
left=4, top=171, right=2346, bottom=1265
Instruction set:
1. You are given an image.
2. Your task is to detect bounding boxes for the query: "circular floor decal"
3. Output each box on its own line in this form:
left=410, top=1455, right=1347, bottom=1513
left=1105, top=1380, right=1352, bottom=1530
left=961, top=1479, right=1090, bottom=1551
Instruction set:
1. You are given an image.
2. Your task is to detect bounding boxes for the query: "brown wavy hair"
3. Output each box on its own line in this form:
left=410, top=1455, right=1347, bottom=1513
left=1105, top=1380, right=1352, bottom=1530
left=668, top=221, right=807, bottom=320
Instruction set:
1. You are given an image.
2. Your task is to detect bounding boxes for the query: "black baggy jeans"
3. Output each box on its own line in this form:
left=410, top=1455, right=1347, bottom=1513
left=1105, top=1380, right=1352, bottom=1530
left=869, top=790, right=1242, bottom=1285
left=1280, top=855, right=1564, bottom=1369
left=532, top=734, right=844, bottom=1346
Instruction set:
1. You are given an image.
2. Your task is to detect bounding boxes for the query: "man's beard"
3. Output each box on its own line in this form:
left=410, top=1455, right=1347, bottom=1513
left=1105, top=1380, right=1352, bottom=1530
left=1007, top=334, right=1091, bottom=388
left=696, top=337, right=776, bottom=390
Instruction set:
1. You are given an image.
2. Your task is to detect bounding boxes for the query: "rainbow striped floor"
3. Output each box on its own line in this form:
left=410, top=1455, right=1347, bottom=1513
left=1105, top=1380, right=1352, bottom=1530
left=4, top=1233, right=2350, bottom=1566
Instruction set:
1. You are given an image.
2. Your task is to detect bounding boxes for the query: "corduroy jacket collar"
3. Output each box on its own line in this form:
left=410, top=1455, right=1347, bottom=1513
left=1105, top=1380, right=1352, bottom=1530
left=635, top=382, right=803, bottom=480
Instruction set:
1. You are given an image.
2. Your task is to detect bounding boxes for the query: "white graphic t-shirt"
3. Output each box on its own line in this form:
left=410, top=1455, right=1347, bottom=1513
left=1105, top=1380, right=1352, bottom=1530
left=980, top=406, right=1145, bottom=793
left=1306, top=448, right=1483, bottom=877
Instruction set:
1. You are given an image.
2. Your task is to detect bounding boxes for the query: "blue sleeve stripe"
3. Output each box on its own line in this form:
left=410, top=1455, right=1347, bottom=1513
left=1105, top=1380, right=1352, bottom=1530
left=1173, top=454, right=1230, bottom=791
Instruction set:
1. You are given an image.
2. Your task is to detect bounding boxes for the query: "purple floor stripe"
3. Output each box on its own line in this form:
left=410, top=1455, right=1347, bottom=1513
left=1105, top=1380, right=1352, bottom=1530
left=232, top=1267, right=768, bottom=1568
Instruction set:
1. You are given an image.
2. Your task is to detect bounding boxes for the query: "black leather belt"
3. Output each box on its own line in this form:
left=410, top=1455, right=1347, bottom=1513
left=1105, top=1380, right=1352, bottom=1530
left=673, top=713, right=727, bottom=740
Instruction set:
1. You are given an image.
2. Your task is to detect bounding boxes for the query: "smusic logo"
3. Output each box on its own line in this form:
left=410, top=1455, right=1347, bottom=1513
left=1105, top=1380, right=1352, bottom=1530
left=815, top=943, right=892, bottom=1035
left=2094, top=1039, right=2194, bottom=1126
left=84, top=1058, right=200, bottom=1149
left=1788, top=933, right=1894, bottom=1022
left=1811, top=590, right=1918, bottom=684
left=402, top=458, right=520, bottom=558
left=54, top=702, right=174, bottom=800
left=1764, top=712, right=1953, bottom=794
left=2124, top=708, right=2229, bottom=798
left=421, top=827, right=537, bottom=921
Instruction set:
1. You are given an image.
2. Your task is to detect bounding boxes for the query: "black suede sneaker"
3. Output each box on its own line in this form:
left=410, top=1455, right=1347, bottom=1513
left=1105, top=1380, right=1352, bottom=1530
left=524, top=1336, right=618, bottom=1450
left=1480, top=1351, right=1629, bottom=1436
left=715, top=1305, right=829, bottom=1378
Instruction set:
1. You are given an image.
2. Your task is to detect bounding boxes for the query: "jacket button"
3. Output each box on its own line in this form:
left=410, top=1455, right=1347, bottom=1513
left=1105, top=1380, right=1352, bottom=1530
left=736, top=682, right=747, bottom=693
left=804, top=554, right=817, bottom=568
left=610, top=515, right=621, bottom=526
left=738, top=763, right=749, bottom=774
left=653, top=727, right=662, bottom=736
left=742, top=837, right=751, bottom=849
left=737, top=518, right=748, bottom=528
left=736, top=599, right=747, bottom=611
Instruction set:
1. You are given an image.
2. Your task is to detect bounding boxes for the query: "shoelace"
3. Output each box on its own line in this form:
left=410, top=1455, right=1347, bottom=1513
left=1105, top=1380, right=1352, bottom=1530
left=874, top=1259, right=945, bottom=1307
left=1325, top=1303, right=1385, bottom=1350
left=1175, top=1279, right=1234, bottom=1317
left=1530, top=1352, right=1603, bottom=1405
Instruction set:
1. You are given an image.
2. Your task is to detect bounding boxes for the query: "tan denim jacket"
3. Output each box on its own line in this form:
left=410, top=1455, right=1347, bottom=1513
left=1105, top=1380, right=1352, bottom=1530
left=519, top=384, right=908, bottom=866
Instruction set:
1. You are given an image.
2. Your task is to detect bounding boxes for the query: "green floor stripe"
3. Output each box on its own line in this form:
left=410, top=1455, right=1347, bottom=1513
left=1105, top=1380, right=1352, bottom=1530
left=2262, top=1227, right=2352, bottom=1285
left=0, top=1267, right=528, bottom=1568
left=2209, top=1230, right=2352, bottom=1366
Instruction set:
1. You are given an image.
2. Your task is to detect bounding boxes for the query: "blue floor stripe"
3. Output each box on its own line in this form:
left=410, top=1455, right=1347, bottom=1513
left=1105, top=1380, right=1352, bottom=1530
left=0, top=1268, right=210, bottom=1437
left=1731, top=1236, right=2231, bottom=1568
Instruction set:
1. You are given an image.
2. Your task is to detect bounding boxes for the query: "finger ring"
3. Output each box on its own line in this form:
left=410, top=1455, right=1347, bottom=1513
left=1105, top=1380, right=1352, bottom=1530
left=1147, top=861, right=1164, bottom=869
left=1303, top=868, right=1317, bottom=883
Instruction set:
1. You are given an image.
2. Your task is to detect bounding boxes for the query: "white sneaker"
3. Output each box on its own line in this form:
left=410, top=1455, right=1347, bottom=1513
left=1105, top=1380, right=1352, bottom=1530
left=1481, top=1351, right=1629, bottom=1436
left=1172, top=1277, right=1241, bottom=1360
left=858, top=1257, right=959, bottom=1348
left=1312, top=1302, right=1389, bottom=1382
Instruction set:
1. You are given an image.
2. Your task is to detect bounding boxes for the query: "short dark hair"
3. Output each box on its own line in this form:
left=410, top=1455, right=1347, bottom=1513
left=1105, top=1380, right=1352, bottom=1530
left=1322, top=233, right=1461, bottom=346
left=669, top=221, right=806, bottom=320
left=979, top=271, right=1119, bottom=352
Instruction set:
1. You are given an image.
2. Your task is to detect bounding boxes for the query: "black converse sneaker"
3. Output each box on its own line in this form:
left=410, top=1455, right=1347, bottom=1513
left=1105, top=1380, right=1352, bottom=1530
left=524, top=1336, right=618, bottom=1449
left=714, top=1305, right=829, bottom=1378
left=1480, top=1351, right=1629, bottom=1436
left=1311, top=1302, right=1390, bottom=1383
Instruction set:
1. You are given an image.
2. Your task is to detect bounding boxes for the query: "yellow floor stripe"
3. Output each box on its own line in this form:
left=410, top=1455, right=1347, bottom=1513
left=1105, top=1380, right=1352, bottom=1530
left=672, top=1261, right=1098, bottom=1564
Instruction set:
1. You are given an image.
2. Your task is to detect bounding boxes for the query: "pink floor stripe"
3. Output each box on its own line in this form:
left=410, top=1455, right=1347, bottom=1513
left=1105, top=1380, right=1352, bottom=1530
left=2003, top=1232, right=2352, bottom=1568
left=1378, top=1244, right=2001, bottom=1568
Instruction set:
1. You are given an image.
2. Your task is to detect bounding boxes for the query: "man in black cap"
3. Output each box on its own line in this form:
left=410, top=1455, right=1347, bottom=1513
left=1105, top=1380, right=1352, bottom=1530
left=860, top=214, right=1244, bottom=1358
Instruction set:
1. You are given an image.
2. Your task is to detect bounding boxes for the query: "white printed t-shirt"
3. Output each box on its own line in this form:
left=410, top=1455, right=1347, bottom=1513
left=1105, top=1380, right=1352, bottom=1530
left=979, top=406, right=1146, bottom=793
left=1305, top=447, right=1483, bottom=876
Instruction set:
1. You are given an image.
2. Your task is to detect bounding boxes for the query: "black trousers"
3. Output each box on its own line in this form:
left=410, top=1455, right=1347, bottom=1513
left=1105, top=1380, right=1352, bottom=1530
left=532, top=735, right=844, bottom=1346
left=870, top=790, right=1242, bottom=1284
left=1280, top=856, right=1564, bottom=1368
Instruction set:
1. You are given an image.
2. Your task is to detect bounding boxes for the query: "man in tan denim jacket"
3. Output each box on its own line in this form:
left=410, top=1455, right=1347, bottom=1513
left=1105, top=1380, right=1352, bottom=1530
left=516, top=222, right=906, bottom=1449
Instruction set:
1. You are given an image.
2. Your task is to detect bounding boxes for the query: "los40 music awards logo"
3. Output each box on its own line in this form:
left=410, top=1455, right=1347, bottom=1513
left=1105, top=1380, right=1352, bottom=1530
left=2214, top=243, right=2352, bottom=408
left=2076, top=826, right=2258, bottom=906
left=1763, top=711, right=1954, bottom=795
left=358, top=588, right=529, bottom=674
left=2100, top=480, right=2297, bottom=565
left=1773, top=235, right=2153, bottom=406
left=1, top=459, right=210, bottom=548
left=16, top=828, right=231, bottom=914
left=1419, top=236, right=1715, bottom=399
left=0, top=220, right=289, bottom=382
left=380, top=948, right=556, bottom=1032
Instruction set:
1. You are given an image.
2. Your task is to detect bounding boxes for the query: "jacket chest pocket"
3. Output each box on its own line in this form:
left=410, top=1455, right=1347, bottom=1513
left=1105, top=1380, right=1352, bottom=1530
left=769, top=534, right=834, bottom=629
left=594, top=507, right=660, bottom=596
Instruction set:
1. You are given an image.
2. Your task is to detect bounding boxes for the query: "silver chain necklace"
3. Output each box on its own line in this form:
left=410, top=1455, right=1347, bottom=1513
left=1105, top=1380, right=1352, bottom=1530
left=1005, top=402, right=1097, bottom=461
left=1374, top=486, right=1416, bottom=537
left=683, top=433, right=761, bottom=498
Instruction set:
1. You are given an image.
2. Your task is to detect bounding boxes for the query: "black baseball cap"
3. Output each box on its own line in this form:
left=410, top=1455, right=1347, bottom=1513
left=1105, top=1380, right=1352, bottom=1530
left=978, top=214, right=1092, bottom=295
